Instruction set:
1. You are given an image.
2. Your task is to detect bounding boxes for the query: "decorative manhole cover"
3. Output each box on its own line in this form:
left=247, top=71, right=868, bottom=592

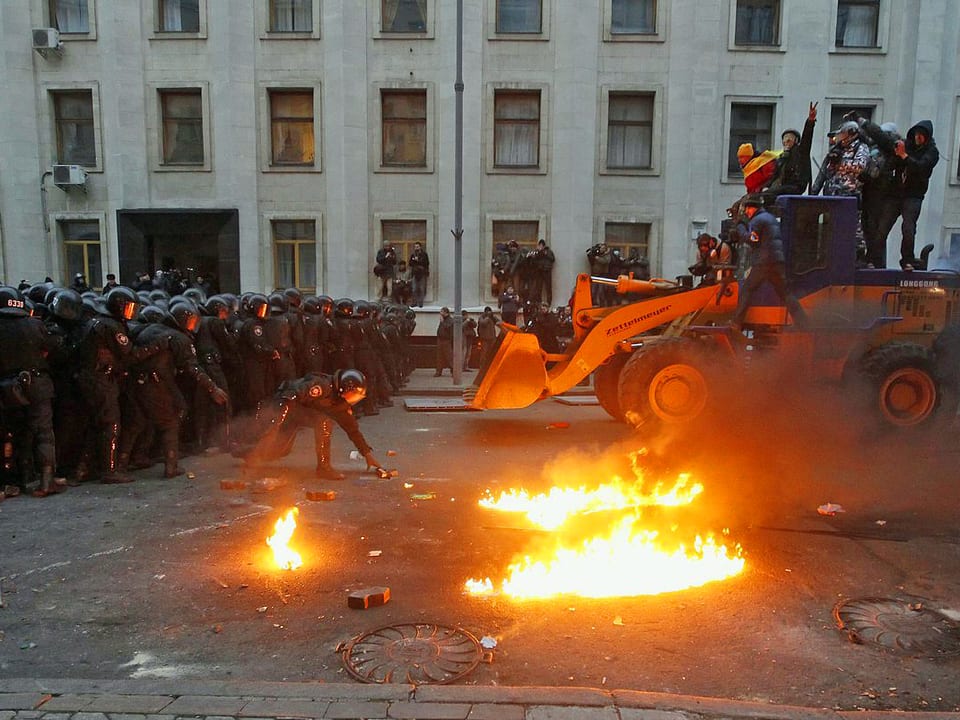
left=833, top=597, right=960, bottom=656
left=340, top=623, right=483, bottom=684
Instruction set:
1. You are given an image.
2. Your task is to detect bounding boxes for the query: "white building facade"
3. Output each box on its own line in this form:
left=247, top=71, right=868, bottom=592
left=1, top=0, right=959, bottom=309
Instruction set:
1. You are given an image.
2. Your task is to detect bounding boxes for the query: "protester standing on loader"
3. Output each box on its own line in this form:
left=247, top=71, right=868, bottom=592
left=730, top=194, right=808, bottom=333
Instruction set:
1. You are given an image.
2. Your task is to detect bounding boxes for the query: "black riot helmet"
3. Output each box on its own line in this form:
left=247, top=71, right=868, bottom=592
left=169, top=302, right=200, bottom=333
left=283, top=287, right=303, bottom=309
left=334, top=369, right=367, bottom=406
left=334, top=298, right=354, bottom=318
left=44, top=286, right=61, bottom=306
left=27, top=282, right=54, bottom=305
left=318, top=295, right=334, bottom=317
left=183, top=287, right=206, bottom=306
left=105, top=286, right=140, bottom=321
left=267, top=292, right=288, bottom=315
left=353, top=300, right=372, bottom=319
left=248, top=293, right=270, bottom=320
left=49, top=288, right=84, bottom=323
left=302, top=295, right=321, bottom=314
left=139, top=305, right=167, bottom=324
left=204, top=295, right=230, bottom=320
left=0, top=286, right=28, bottom=317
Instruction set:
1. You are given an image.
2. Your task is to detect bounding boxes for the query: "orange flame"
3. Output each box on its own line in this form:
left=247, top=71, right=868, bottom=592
left=267, top=508, right=302, bottom=570
left=467, top=451, right=744, bottom=598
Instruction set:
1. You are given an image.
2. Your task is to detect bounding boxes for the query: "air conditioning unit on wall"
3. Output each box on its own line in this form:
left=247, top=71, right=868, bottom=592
left=32, top=27, right=62, bottom=57
left=53, top=164, right=87, bottom=190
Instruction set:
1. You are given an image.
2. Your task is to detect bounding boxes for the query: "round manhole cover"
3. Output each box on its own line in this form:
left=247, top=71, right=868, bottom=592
left=340, top=623, right=483, bottom=684
left=833, top=597, right=960, bottom=656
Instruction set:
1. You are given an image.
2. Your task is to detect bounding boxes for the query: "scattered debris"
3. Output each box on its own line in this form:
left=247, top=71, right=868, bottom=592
left=220, top=479, right=247, bottom=491
left=347, top=586, right=391, bottom=609
left=367, top=550, right=382, bottom=557
left=480, top=636, right=497, bottom=649
left=256, top=606, right=268, bottom=613
left=613, top=616, right=624, bottom=626
left=875, top=520, right=887, bottom=526
left=546, top=421, right=570, bottom=429
left=306, top=490, right=336, bottom=501
left=252, top=477, right=283, bottom=492
left=186, top=472, right=196, bottom=480
left=387, top=450, right=397, bottom=456
left=214, top=578, right=228, bottom=589
left=212, top=624, right=223, bottom=634
left=410, top=492, right=437, bottom=501
left=349, top=450, right=362, bottom=461
left=403, top=482, right=414, bottom=489
left=818, top=503, right=845, bottom=516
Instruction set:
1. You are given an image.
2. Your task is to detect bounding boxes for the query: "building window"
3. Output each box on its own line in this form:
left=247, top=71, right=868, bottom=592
left=494, top=90, right=540, bottom=168
left=728, top=102, right=774, bottom=176
left=273, top=220, right=316, bottom=291
left=604, top=222, right=651, bottom=264
left=493, top=221, right=538, bottom=252
left=382, top=219, right=426, bottom=268
left=382, top=90, right=427, bottom=167
left=270, top=90, right=315, bottom=166
left=828, top=104, right=874, bottom=132
left=160, top=89, right=204, bottom=165
left=49, top=0, right=89, bottom=33
left=53, top=90, right=96, bottom=166
left=496, top=0, right=541, bottom=33
left=382, top=0, right=426, bottom=33
left=836, top=0, right=878, bottom=48
left=949, top=232, right=960, bottom=259
left=611, top=0, right=656, bottom=34
left=735, top=0, right=779, bottom=46
left=159, top=0, right=200, bottom=32
left=61, top=220, right=102, bottom=287
left=607, top=92, right=653, bottom=169
left=269, top=0, right=312, bottom=32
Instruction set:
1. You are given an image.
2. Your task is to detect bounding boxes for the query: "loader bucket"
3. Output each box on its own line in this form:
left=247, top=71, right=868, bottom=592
left=469, top=330, right=547, bottom=409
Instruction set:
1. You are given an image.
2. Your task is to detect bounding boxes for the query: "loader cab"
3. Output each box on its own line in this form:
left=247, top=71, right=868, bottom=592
left=780, top=195, right=857, bottom=295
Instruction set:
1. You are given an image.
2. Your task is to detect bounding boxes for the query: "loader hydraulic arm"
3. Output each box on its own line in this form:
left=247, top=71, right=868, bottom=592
left=469, top=276, right=729, bottom=410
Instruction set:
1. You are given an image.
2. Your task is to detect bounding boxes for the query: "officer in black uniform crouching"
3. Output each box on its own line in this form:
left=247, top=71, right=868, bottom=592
left=238, top=370, right=390, bottom=480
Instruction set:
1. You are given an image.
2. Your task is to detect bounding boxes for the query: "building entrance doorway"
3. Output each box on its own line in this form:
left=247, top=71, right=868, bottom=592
left=116, top=209, right=240, bottom=294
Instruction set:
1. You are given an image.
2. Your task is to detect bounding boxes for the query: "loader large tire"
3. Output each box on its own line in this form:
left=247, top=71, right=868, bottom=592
left=617, top=337, right=714, bottom=430
left=859, top=342, right=939, bottom=428
left=593, top=352, right=630, bottom=421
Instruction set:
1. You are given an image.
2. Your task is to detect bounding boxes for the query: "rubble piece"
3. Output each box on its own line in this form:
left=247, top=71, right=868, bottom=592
left=386, top=450, right=397, bottom=456
left=348, top=586, right=391, bottom=610
left=252, top=477, right=283, bottom=492
left=306, top=490, right=336, bottom=501
left=480, top=635, right=497, bottom=649
left=410, top=492, right=437, bottom=501
left=186, top=472, right=196, bottom=480
left=368, top=550, right=382, bottom=557
left=546, top=421, right=571, bottom=429
left=817, top=503, right=845, bottom=516
left=220, top=479, right=248, bottom=491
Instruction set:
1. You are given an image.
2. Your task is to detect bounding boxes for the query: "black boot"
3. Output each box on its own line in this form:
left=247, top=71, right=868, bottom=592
left=101, top=425, right=133, bottom=484
left=161, top=428, right=185, bottom=478
left=163, top=451, right=185, bottom=479
left=33, top=466, right=64, bottom=497
left=314, top=419, right=344, bottom=480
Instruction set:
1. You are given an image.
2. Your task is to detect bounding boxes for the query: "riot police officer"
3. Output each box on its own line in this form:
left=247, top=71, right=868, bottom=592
left=0, top=286, right=62, bottom=496
left=240, top=370, right=387, bottom=480
left=118, top=303, right=228, bottom=478
left=72, top=287, right=167, bottom=484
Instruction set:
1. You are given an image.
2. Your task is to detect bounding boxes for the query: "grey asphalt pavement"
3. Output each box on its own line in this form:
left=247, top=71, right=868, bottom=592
left=2, top=369, right=960, bottom=718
